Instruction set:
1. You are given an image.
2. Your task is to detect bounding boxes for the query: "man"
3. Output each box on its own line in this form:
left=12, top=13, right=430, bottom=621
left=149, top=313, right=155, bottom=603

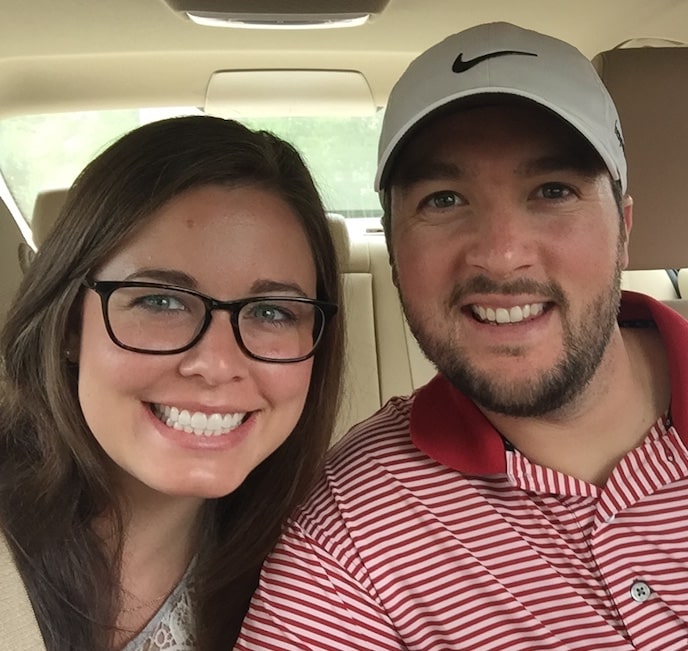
left=235, top=22, right=688, bottom=650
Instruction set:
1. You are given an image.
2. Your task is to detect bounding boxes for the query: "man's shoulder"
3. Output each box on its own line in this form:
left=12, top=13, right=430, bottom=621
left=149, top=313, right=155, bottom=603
left=292, top=394, right=425, bottom=525
left=329, top=393, right=416, bottom=466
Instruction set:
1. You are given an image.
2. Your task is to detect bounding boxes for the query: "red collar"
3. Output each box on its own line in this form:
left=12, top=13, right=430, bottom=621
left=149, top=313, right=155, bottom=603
left=410, top=291, right=688, bottom=474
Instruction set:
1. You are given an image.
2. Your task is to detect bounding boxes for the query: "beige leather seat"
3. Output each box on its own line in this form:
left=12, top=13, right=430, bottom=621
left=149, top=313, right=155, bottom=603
left=28, top=45, right=688, bottom=439
left=335, top=219, right=435, bottom=440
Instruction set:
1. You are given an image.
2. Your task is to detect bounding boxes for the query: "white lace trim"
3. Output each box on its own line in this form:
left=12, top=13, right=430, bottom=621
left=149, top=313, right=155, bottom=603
left=121, top=573, right=196, bottom=651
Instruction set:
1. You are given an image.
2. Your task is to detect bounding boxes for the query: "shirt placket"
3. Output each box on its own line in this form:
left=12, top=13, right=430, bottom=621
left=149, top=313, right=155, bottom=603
left=587, top=425, right=688, bottom=649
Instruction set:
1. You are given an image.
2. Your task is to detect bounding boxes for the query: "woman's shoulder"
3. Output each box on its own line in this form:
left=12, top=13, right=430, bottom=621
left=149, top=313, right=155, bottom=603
left=0, top=530, right=47, bottom=650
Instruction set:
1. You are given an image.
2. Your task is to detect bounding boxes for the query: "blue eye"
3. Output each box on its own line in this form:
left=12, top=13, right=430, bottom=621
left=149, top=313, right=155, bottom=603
left=135, top=294, right=187, bottom=312
left=109, top=286, right=204, bottom=324
left=246, top=302, right=296, bottom=325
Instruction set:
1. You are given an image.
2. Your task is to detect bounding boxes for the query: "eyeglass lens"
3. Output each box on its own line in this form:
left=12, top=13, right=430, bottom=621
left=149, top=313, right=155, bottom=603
left=105, top=285, right=321, bottom=360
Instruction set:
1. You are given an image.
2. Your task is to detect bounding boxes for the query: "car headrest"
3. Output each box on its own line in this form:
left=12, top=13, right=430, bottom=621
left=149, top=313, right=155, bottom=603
left=31, top=188, right=68, bottom=248
left=593, top=46, right=688, bottom=270
left=325, top=212, right=350, bottom=270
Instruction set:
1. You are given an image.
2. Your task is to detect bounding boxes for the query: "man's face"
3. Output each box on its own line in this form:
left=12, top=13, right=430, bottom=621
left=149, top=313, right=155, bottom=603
left=389, top=102, right=632, bottom=417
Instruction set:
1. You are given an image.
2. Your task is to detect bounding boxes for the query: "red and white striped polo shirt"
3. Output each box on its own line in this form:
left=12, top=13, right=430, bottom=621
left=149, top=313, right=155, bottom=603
left=235, top=292, right=688, bottom=651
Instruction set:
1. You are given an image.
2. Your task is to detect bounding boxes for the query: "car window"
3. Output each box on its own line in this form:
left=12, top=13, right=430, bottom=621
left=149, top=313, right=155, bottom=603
left=0, top=107, right=383, bottom=227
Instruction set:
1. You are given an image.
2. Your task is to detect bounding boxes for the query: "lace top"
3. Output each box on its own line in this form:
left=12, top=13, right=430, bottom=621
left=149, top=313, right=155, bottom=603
left=121, top=571, right=196, bottom=651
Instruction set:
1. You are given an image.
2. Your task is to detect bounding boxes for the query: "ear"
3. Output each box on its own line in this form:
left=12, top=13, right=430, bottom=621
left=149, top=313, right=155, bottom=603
left=64, top=330, right=81, bottom=364
left=620, top=194, right=633, bottom=270
left=391, top=259, right=400, bottom=289
left=64, top=290, right=86, bottom=364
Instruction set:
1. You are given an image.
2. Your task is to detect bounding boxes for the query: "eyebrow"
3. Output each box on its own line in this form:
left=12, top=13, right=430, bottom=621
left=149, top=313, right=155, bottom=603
left=249, top=279, right=309, bottom=298
left=124, top=268, right=197, bottom=287
left=123, top=269, right=309, bottom=298
left=394, top=160, right=465, bottom=191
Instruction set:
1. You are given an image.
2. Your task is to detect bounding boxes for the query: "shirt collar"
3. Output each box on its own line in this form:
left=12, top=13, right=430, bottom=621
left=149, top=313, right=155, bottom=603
left=410, top=291, right=688, bottom=474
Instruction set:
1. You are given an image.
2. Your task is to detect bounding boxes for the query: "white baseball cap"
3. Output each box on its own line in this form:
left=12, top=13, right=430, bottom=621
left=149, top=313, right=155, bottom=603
left=375, top=22, right=627, bottom=192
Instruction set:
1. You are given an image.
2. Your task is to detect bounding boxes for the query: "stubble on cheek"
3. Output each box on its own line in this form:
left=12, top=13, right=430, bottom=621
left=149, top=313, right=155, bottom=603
left=400, top=262, right=623, bottom=418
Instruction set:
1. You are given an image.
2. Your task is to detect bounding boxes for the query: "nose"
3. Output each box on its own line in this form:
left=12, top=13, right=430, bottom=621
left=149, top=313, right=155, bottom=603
left=463, top=205, right=536, bottom=277
left=177, top=312, right=249, bottom=384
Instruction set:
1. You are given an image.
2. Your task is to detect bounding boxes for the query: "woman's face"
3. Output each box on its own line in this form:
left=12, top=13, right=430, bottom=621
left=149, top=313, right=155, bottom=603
left=77, top=184, right=317, bottom=501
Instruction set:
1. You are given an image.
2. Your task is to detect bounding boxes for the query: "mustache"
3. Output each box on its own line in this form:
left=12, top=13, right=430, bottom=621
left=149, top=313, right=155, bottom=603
left=448, top=275, right=568, bottom=308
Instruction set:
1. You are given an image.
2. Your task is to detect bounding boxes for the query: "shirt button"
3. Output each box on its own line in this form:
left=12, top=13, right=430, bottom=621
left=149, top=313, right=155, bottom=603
left=606, top=514, right=615, bottom=523
left=630, top=580, right=652, bottom=603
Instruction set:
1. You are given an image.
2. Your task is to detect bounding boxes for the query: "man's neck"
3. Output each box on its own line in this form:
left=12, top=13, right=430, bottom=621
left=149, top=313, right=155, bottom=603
left=481, top=326, right=671, bottom=486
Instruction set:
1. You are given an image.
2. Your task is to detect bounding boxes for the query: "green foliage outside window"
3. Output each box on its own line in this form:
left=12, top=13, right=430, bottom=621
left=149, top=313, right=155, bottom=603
left=0, top=109, right=383, bottom=225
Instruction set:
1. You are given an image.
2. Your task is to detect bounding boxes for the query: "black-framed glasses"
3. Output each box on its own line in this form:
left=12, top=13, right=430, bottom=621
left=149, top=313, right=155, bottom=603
left=83, top=279, right=337, bottom=363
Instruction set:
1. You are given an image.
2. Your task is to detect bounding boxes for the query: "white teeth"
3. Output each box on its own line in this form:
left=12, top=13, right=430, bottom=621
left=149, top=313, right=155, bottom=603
left=208, top=413, right=223, bottom=430
left=152, top=404, right=246, bottom=437
left=178, top=409, right=190, bottom=426
left=509, top=306, right=523, bottom=323
left=471, top=302, right=545, bottom=324
left=495, top=308, right=509, bottom=324
left=190, top=412, right=205, bottom=429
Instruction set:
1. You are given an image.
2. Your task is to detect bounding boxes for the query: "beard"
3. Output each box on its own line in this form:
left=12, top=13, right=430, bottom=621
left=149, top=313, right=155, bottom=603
left=401, top=258, right=623, bottom=418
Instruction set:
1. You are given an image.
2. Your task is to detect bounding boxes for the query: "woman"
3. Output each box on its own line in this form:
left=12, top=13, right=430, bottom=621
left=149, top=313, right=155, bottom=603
left=0, top=115, right=344, bottom=650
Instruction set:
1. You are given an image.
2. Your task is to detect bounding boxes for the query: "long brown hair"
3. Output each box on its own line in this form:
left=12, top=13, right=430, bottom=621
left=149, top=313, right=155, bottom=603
left=0, top=115, right=344, bottom=650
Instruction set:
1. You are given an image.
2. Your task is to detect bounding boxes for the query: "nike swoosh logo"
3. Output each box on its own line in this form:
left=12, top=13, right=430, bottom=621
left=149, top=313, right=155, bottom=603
left=452, top=50, right=537, bottom=73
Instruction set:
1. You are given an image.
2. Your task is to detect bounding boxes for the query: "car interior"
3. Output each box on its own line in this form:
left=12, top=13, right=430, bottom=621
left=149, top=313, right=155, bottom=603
left=2, top=0, right=688, bottom=441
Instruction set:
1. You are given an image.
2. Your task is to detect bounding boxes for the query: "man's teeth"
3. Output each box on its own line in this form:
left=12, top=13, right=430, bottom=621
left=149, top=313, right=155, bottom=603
left=471, top=303, right=545, bottom=324
left=152, top=405, right=246, bottom=436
